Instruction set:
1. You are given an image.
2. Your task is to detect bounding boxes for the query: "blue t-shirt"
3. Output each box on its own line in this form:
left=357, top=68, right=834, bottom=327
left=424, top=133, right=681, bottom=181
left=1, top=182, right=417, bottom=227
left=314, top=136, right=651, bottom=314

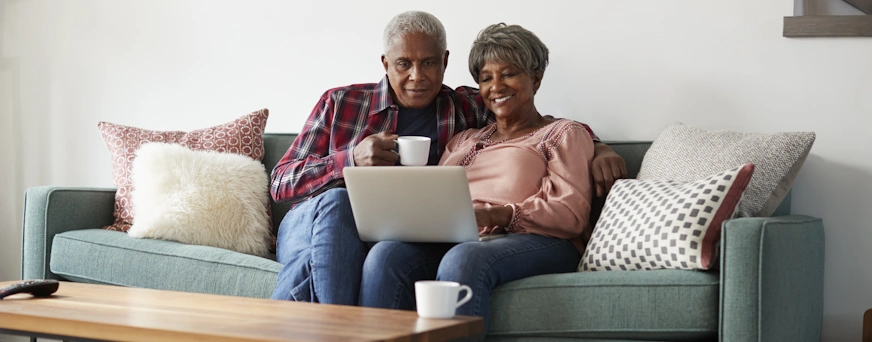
left=395, top=102, right=439, bottom=165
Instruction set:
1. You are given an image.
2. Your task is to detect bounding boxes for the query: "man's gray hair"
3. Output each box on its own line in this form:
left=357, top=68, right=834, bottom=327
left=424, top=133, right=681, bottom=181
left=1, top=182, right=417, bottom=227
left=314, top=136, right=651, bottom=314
left=383, top=11, right=447, bottom=55
left=468, top=23, right=549, bottom=83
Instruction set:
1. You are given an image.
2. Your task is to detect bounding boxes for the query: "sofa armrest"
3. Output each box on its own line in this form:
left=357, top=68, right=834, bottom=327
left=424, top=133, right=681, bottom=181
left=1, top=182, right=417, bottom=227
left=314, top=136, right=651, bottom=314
left=22, top=186, right=117, bottom=280
left=719, top=215, right=825, bottom=342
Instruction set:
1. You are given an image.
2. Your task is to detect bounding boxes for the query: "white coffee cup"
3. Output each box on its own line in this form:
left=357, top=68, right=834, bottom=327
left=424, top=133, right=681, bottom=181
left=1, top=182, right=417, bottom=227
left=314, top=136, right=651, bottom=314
left=396, top=136, right=431, bottom=166
left=414, top=280, right=473, bottom=319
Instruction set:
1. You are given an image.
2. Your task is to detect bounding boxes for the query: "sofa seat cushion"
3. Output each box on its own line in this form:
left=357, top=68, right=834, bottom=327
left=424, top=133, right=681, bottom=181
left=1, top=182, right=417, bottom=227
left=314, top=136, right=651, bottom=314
left=489, top=270, right=719, bottom=341
left=50, top=229, right=281, bottom=298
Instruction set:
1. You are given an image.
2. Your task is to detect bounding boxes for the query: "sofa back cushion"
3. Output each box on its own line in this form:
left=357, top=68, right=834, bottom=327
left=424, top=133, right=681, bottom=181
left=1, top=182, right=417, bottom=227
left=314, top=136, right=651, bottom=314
left=259, top=135, right=792, bottom=234
left=588, top=141, right=652, bottom=227
left=263, top=134, right=298, bottom=235
left=637, top=122, right=814, bottom=218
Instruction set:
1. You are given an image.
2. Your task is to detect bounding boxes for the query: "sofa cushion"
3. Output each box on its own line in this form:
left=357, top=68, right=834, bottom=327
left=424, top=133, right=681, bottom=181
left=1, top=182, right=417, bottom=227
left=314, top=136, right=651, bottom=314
left=580, top=163, right=755, bottom=271
left=488, top=270, right=719, bottom=341
left=262, top=134, right=299, bottom=234
left=50, top=229, right=281, bottom=298
left=97, top=109, right=269, bottom=233
left=637, top=122, right=814, bottom=218
left=129, top=143, right=272, bottom=257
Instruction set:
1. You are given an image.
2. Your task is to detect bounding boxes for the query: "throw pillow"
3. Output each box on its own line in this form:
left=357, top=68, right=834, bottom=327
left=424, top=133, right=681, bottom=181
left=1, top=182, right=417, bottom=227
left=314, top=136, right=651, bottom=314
left=98, top=109, right=268, bottom=232
left=637, top=122, right=814, bottom=217
left=579, top=163, right=755, bottom=272
left=128, top=143, right=272, bottom=257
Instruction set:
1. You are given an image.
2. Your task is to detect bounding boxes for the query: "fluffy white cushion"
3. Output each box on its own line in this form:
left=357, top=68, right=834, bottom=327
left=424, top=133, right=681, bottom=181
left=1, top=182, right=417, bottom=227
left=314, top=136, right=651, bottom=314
left=128, top=142, right=271, bottom=257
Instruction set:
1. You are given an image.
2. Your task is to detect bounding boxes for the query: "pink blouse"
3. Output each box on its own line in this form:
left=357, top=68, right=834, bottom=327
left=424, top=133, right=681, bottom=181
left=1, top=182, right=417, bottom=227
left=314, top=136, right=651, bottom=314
left=439, top=119, right=595, bottom=250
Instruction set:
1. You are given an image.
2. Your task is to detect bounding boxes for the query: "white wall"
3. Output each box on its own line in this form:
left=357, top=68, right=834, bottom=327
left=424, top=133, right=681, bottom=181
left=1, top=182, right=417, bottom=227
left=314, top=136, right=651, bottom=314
left=0, top=0, right=22, bottom=285
left=1, top=0, right=870, bottom=340
left=794, top=0, right=867, bottom=15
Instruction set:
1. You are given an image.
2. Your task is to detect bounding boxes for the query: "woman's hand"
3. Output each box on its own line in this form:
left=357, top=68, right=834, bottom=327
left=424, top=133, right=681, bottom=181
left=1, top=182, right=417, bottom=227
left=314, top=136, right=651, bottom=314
left=474, top=206, right=514, bottom=233
left=592, top=143, right=628, bottom=197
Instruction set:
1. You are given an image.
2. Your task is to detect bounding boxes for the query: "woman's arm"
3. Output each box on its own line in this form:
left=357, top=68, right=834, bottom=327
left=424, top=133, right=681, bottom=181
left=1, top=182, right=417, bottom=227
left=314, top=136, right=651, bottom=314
left=496, top=122, right=596, bottom=239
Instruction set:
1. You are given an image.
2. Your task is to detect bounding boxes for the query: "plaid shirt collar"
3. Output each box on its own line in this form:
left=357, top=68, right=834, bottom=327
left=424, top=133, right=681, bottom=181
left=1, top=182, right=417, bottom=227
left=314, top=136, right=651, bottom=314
left=368, top=75, right=454, bottom=116
left=369, top=76, right=393, bottom=116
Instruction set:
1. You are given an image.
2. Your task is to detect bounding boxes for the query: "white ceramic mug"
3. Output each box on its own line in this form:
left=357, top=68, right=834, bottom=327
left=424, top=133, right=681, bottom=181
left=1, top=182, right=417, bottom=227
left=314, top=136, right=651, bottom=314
left=415, top=281, right=473, bottom=319
left=396, top=136, right=431, bottom=166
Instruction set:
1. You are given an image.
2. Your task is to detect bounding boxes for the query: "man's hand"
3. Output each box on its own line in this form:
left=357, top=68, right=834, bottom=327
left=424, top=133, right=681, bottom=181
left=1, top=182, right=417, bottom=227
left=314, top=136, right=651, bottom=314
left=352, top=131, right=399, bottom=166
left=592, top=143, right=628, bottom=197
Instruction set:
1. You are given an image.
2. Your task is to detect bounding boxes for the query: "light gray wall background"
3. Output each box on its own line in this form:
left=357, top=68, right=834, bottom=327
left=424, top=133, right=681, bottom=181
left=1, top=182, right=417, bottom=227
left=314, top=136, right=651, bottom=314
left=1, top=1, right=870, bottom=340
left=0, top=0, right=23, bottom=291
left=794, top=0, right=867, bottom=14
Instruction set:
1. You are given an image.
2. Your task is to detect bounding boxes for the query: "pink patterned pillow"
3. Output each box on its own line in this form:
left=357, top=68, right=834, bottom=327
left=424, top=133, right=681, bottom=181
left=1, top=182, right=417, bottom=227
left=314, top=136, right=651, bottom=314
left=98, top=109, right=269, bottom=233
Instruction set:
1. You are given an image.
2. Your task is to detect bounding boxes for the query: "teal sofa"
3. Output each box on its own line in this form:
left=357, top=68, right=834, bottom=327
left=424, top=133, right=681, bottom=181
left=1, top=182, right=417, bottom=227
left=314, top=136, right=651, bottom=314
left=22, top=133, right=825, bottom=341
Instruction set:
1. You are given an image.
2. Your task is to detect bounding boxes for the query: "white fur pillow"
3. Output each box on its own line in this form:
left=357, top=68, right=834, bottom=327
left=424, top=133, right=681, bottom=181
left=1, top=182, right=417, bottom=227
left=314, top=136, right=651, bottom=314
left=128, top=142, right=271, bottom=257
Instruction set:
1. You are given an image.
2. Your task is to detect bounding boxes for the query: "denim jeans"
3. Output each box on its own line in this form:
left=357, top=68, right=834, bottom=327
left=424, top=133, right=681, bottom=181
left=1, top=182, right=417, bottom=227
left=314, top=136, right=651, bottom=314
left=270, top=188, right=370, bottom=305
left=358, top=234, right=581, bottom=332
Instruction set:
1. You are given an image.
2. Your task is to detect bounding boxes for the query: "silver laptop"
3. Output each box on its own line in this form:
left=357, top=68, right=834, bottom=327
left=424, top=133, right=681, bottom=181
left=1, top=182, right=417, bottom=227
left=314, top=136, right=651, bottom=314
left=344, top=166, right=479, bottom=243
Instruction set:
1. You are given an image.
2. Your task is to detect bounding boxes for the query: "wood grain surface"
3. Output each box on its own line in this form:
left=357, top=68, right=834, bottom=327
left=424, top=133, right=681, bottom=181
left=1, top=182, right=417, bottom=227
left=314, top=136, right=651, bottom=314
left=0, top=281, right=483, bottom=341
left=783, top=15, right=872, bottom=37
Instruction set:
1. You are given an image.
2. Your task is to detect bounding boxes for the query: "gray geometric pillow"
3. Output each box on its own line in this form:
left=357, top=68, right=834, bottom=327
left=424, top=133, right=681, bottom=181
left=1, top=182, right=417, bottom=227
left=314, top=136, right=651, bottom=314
left=580, top=163, right=755, bottom=271
left=637, top=122, right=815, bottom=217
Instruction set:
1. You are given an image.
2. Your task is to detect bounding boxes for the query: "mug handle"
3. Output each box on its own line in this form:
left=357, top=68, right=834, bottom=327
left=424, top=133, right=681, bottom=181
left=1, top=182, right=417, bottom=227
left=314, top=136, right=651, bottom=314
left=455, top=285, right=473, bottom=308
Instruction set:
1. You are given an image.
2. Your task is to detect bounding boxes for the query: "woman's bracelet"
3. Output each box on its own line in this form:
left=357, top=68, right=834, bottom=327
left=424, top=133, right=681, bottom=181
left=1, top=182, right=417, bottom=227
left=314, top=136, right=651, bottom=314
left=503, top=204, right=520, bottom=233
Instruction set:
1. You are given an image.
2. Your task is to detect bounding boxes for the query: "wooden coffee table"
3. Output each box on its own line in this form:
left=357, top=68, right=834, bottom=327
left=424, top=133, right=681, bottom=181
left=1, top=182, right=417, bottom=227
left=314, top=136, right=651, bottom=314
left=0, top=281, right=483, bottom=341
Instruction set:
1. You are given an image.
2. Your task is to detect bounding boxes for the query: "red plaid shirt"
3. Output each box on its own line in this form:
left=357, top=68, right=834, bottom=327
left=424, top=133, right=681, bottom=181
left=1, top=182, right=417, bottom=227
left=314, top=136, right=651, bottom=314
left=270, top=75, right=600, bottom=204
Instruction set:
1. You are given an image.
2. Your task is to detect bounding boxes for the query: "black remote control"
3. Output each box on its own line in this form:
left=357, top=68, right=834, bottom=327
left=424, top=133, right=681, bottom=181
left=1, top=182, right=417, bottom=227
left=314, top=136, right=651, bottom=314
left=0, top=279, right=59, bottom=299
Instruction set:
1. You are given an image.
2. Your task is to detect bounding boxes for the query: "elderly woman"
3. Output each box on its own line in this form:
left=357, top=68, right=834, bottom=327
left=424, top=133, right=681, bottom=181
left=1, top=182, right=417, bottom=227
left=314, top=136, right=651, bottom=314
left=358, top=23, right=594, bottom=331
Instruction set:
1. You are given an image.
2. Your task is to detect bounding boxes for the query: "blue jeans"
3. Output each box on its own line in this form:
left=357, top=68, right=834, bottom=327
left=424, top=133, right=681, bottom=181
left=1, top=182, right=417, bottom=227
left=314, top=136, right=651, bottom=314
left=270, top=188, right=370, bottom=305
left=358, top=234, right=581, bottom=332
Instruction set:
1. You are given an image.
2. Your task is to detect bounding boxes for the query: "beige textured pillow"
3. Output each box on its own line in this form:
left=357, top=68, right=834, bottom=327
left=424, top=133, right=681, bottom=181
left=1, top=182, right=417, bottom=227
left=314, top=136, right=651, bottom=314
left=637, top=122, right=815, bottom=217
left=128, top=143, right=272, bottom=257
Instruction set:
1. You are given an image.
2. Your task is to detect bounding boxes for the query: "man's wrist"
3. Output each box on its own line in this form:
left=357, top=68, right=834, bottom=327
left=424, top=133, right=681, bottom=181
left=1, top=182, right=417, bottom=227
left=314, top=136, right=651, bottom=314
left=333, top=149, right=356, bottom=179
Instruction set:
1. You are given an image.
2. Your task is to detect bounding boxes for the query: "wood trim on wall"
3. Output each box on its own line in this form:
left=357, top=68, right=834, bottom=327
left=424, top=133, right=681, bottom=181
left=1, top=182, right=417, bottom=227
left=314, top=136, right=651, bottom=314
left=783, top=15, right=872, bottom=37
left=786, top=0, right=872, bottom=37
left=844, top=0, right=872, bottom=14
left=804, top=0, right=827, bottom=15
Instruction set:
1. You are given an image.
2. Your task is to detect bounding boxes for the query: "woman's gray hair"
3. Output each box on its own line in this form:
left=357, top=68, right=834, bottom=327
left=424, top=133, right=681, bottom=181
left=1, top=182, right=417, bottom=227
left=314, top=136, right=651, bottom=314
left=383, top=11, right=447, bottom=55
left=468, top=23, right=549, bottom=83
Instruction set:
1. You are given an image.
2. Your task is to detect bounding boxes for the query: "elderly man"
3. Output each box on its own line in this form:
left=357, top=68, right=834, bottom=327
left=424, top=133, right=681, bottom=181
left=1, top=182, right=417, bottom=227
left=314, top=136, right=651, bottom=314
left=269, top=10, right=627, bottom=305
